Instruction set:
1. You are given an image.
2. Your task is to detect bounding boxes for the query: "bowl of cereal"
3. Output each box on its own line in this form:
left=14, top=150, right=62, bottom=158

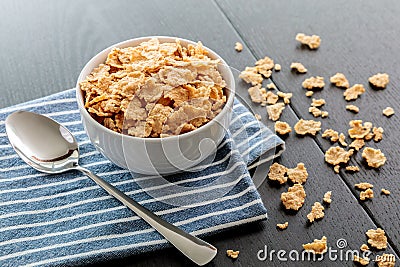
left=76, top=36, right=235, bottom=174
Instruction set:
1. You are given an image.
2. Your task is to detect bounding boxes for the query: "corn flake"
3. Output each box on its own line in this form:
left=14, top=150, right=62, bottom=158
left=266, top=91, right=279, bottom=105
left=234, top=42, right=243, bottom=52
left=302, top=236, right=328, bottom=255
left=348, top=120, right=372, bottom=139
left=334, top=165, right=340, bottom=173
left=355, top=182, right=374, bottom=190
left=302, top=76, right=325, bottom=90
left=362, top=147, right=386, bottom=168
left=366, top=228, right=387, bottom=249
left=290, top=62, right=307, bottom=73
left=322, top=129, right=339, bottom=142
left=383, top=107, right=394, bottom=117
left=323, top=191, right=332, bottom=204
left=360, top=244, right=369, bottom=252
left=344, top=84, right=365, bottom=101
left=345, top=165, right=360, bottom=172
left=360, top=188, right=374, bottom=201
left=349, top=139, right=365, bottom=151
left=309, top=106, right=322, bottom=117
left=274, top=64, right=281, bottom=71
left=373, top=127, right=384, bottom=142
left=287, top=163, right=308, bottom=184
left=281, top=184, right=306, bottom=210
left=267, top=82, right=276, bottom=90
left=277, top=222, right=289, bottom=230
left=248, top=84, right=266, bottom=104
left=305, top=91, right=314, bottom=97
left=267, top=103, right=285, bottom=121
left=368, top=73, right=389, bottom=89
left=307, top=202, right=325, bottom=222
left=275, top=121, right=292, bottom=135
left=226, top=249, right=240, bottom=259
left=240, top=66, right=263, bottom=85
left=346, top=105, right=359, bottom=113
left=381, top=188, right=391, bottom=195
left=268, top=162, right=288, bottom=184
left=330, top=73, right=350, bottom=88
left=325, top=146, right=354, bottom=165
left=296, top=33, right=321, bottom=49
left=311, top=98, right=326, bottom=107
left=294, top=119, right=321, bottom=135
left=277, top=91, right=293, bottom=104
left=339, top=133, right=347, bottom=147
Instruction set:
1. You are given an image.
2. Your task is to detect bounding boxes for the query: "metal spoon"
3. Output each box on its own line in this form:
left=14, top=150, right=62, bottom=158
left=5, top=110, right=217, bottom=266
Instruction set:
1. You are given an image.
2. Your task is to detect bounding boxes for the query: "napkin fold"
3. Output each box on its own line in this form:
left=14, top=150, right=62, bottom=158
left=0, top=89, right=284, bottom=267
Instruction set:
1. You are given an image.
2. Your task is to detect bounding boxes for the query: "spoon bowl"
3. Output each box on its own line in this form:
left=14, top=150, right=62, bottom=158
left=5, top=110, right=217, bottom=266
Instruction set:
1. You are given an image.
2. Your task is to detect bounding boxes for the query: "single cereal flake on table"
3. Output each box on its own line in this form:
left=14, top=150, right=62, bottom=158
left=366, top=228, right=387, bottom=249
left=373, top=126, right=384, bottom=142
left=287, top=163, right=308, bottom=184
left=267, top=82, right=276, bottom=90
left=360, top=188, right=374, bottom=201
left=368, top=73, right=389, bottom=89
left=345, top=165, right=360, bottom=172
left=355, top=182, right=373, bottom=190
left=268, top=162, right=288, bottom=184
left=277, top=222, right=289, bottom=230
left=277, top=91, right=293, bottom=104
left=307, top=202, right=325, bottom=222
left=381, top=188, right=391, bottom=195
left=311, top=98, right=325, bottom=107
left=353, top=255, right=370, bottom=266
left=325, top=146, right=354, bottom=165
left=383, top=107, right=394, bottom=117
left=290, top=62, right=307, bottom=73
left=255, top=114, right=261, bottom=121
left=322, top=129, right=339, bottom=142
left=281, top=184, right=306, bottom=210
left=266, top=91, right=279, bottom=105
left=296, top=33, right=321, bottom=49
left=294, top=119, right=321, bottom=135
left=255, top=56, right=275, bottom=77
left=376, top=253, right=396, bottom=267
left=240, top=67, right=263, bottom=85
left=309, top=106, right=323, bottom=117
left=344, top=84, right=365, bottom=101
left=360, top=244, right=370, bottom=252
left=248, top=84, right=266, bottom=104
left=275, top=121, right=292, bottom=135
left=348, top=120, right=372, bottom=139
left=267, top=103, right=285, bottom=121
left=226, top=249, right=240, bottom=259
left=274, top=63, right=281, bottom=71
left=330, top=73, right=350, bottom=88
left=302, top=236, right=328, bottom=255
left=302, top=76, right=325, bottom=90
left=362, top=147, right=386, bottom=168
left=234, top=42, right=243, bottom=52
left=349, top=138, right=365, bottom=151
left=321, top=111, right=329, bottom=118
left=346, top=104, right=359, bottom=113
left=305, top=91, right=314, bottom=97
left=338, top=133, right=347, bottom=146
left=323, top=191, right=332, bottom=204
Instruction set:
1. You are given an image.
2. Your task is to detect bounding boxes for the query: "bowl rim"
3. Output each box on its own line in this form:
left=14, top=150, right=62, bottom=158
left=76, top=36, right=235, bottom=143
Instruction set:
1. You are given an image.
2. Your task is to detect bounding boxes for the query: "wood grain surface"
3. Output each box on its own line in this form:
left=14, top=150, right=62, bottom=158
left=0, top=0, right=399, bottom=266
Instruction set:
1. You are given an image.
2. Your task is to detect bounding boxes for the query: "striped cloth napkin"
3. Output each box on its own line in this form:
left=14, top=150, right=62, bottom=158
left=0, top=89, right=284, bottom=267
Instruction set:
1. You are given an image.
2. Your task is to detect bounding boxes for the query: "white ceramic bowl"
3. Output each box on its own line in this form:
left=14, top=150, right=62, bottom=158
left=76, top=36, right=235, bottom=175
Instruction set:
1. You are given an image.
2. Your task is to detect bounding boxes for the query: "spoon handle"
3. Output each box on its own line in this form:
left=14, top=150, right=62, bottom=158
left=75, top=166, right=217, bottom=266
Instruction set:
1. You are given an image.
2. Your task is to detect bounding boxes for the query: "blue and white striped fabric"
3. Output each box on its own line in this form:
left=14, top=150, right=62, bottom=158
left=0, top=89, right=284, bottom=267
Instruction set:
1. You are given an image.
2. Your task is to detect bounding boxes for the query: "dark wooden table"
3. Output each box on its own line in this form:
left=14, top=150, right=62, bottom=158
left=1, top=0, right=399, bottom=266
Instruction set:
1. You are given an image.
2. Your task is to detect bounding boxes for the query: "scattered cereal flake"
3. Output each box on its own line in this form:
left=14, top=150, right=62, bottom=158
left=290, top=62, right=307, bottom=73
left=366, top=228, right=387, bottom=249
left=226, top=249, right=240, bottom=259
left=296, top=33, right=321, bottom=49
left=256, top=56, right=275, bottom=77
left=355, top=182, right=374, bottom=190
left=334, top=165, right=340, bottom=173
left=309, top=106, right=322, bottom=117
left=360, top=244, right=370, bottom=252
left=311, top=98, right=325, bottom=107
left=360, top=188, right=374, bottom=201
left=277, top=222, right=289, bottom=230
left=345, top=165, right=360, bottom=172
left=277, top=91, right=293, bottom=104
left=353, top=255, right=370, bottom=266
left=305, top=91, right=314, bottom=97
left=267, top=82, right=276, bottom=90
left=274, top=64, right=281, bottom=71
left=338, top=133, right=347, bottom=146
left=325, top=146, right=354, bottom=165
left=364, top=132, right=374, bottom=141
left=302, top=76, right=325, bottom=90
left=234, top=42, right=243, bottom=52
left=349, top=139, right=365, bottom=151
left=266, top=91, right=279, bottom=105
left=268, top=162, right=288, bottom=184
left=383, top=107, right=395, bottom=117
left=255, top=114, right=262, bottom=121
left=330, top=73, right=350, bottom=88
left=373, top=127, right=384, bottom=142
left=322, top=129, right=339, bottom=142
left=362, top=147, right=386, bottom=168
left=323, top=191, right=332, bottom=204
left=376, top=253, right=396, bottom=267
left=302, top=236, right=328, bottom=255
left=307, top=202, right=325, bottom=222
left=294, top=119, right=321, bottom=135
left=287, top=163, right=308, bottom=184
left=346, top=105, right=359, bottom=113
left=321, top=111, right=329, bottom=118
left=275, top=121, right=292, bottom=135
left=281, top=184, right=306, bottom=210
left=348, top=120, right=372, bottom=139
left=267, top=103, right=285, bottom=121
left=381, top=188, right=391, bottom=195
left=248, top=84, right=265, bottom=104
left=240, top=67, right=263, bottom=85
left=368, top=73, right=390, bottom=89
left=344, top=84, right=365, bottom=101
